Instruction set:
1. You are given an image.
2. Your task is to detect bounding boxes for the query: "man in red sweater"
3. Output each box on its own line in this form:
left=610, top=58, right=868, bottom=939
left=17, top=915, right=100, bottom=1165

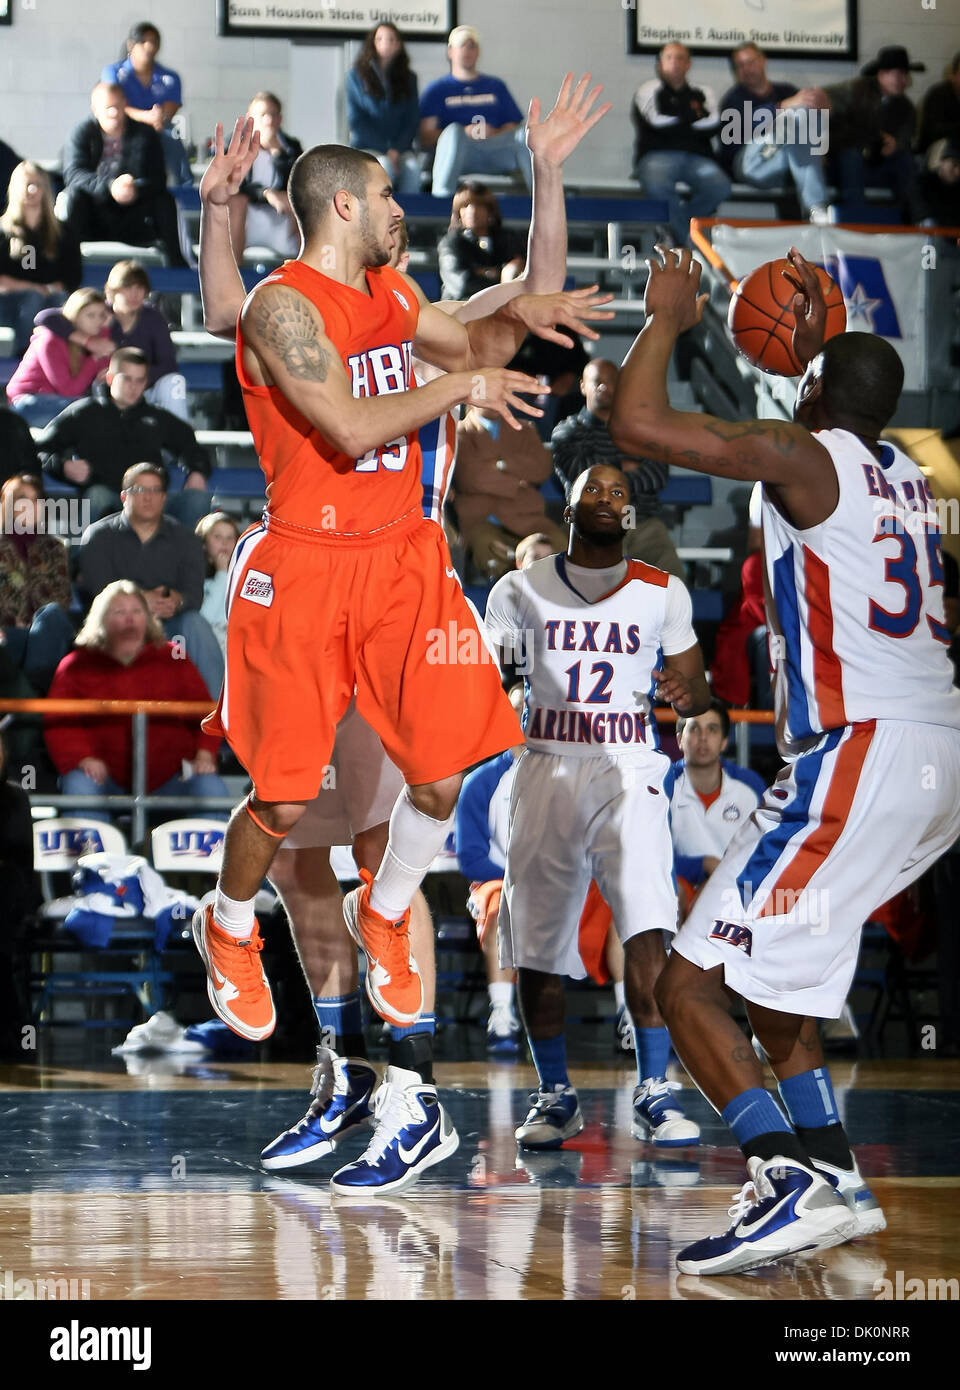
left=44, top=579, right=226, bottom=809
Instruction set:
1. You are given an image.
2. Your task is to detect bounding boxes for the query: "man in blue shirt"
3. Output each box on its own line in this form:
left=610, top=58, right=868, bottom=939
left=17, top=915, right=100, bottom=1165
left=718, top=43, right=830, bottom=221
left=419, top=25, right=533, bottom=198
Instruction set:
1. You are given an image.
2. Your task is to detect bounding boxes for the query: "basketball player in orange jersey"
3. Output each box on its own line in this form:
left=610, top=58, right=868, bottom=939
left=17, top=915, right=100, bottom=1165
left=196, top=82, right=609, bottom=1190
left=190, top=112, right=612, bottom=1077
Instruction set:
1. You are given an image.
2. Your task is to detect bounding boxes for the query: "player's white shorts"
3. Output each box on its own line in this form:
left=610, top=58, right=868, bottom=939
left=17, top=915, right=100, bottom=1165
left=280, top=699, right=404, bottom=851
left=673, top=719, right=960, bottom=1018
left=499, top=748, right=678, bottom=978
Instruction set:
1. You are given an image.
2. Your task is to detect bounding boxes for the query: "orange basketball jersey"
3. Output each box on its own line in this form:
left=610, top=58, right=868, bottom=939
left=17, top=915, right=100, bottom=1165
left=237, top=259, right=424, bottom=536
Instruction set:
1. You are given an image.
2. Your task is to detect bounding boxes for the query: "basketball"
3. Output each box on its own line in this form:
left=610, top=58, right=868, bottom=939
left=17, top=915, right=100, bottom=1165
left=727, top=258, right=847, bottom=376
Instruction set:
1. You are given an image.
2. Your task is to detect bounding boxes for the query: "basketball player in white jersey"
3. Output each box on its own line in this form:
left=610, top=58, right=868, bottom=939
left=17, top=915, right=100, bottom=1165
left=485, top=463, right=710, bottom=1149
left=196, top=80, right=610, bottom=1193
left=610, top=246, right=960, bottom=1274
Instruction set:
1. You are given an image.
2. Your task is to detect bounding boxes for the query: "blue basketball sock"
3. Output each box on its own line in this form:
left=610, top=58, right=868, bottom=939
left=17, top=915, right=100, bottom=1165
left=312, top=990, right=364, bottom=1055
left=528, top=1033, right=570, bottom=1091
left=634, top=1026, right=672, bottom=1085
left=391, top=1012, right=436, bottom=1041
left=721, top=1087, right=793, bottom=1148
left=778, top=1068, right=840, bottom=1129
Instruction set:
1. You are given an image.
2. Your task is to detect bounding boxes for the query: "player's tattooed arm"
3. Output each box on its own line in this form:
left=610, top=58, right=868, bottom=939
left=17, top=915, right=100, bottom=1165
left=249, top=287, right=330, bottom=381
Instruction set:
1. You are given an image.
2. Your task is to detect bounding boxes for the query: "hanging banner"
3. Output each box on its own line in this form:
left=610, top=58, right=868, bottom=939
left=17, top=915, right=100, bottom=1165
left=712, top=222, right=929, bottom=390
left=626, top=0, right=857, bottom=61
left=218, top=0, right=454, bottom=41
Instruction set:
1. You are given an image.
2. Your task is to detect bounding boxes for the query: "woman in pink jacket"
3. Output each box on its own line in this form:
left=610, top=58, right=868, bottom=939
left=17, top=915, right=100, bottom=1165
left=6, top=287, right=113, bottom=426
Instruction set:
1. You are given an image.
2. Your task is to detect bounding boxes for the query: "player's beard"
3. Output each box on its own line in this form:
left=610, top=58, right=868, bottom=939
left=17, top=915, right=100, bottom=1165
left=357, top=200, right=391, bottom=268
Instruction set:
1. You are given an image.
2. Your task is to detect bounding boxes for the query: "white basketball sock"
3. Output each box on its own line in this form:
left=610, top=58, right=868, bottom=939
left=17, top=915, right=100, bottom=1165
left=213, top=888, right=256, bottom=937
left=613, top=980, right=626, bottom=1010
left=489, top=981, right=514, bottom=1008
left=368, top=788, right=455, bottom=921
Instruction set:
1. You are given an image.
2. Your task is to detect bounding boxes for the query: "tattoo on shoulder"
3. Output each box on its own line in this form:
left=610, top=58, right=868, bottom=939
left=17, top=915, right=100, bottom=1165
left=251, top=287, right=329, bottom=382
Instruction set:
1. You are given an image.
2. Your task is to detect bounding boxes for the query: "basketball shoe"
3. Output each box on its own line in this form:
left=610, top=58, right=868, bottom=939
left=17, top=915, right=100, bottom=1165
left=632, top=1078, right=701, bottom=1147
left=515, top=1085, right=584, bottom=1150
left=191, top=891, right=276, bottom=1040
left=811, top=1155, right=886, bottom=1237
left=676, top=1155, right=856, bottom=1276
left=260, top=1046, right=377, bottom=1170
left=329, top=1066, right=459, bottom=1195
left=487, top=1001, right=522, bottom=1056
left=342, top=869, right=423, bottom=1027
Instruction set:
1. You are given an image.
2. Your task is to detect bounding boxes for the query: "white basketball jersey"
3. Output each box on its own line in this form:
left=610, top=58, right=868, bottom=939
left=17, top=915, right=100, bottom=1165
left=761, top=427, right=960, bottom=755
left=484, top=554, right=697, bottom=760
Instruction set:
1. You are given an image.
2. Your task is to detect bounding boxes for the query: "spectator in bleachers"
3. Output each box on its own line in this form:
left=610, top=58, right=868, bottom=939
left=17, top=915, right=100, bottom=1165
left=347, top=22, right=422, bottom=195
left=718, top=43, right=830, bottom=221
left=44, top=578, right=226, bottom=812
left=551, top=358, right=684, bottom=577
left=104, top=259, right=187, bottom=420
left=917, top=52, right=960, bottom=157
left=918, top=138, right=960, bottom=226
left=75, top=462, right=223, bottom=699
left=0, top=163, right=82, bottom=355
left=228, top=92, right=302, bottom=259
left=631, top=42, right=730, bottom=239
left=665, top=699, right=765, bottom=917
left=37, top=345, right=210, bottom=525
left=514, top=532, right=554, bottom=569
left=5, top=288, right=112, bottom=427
left=824, top=46, right=924, bottom=225
left=101, top=21, right=191, bottom=186
left=420, top=25, right=532, bottom=198
left=452, top=402, right=566, bottom=579
left=62, top=82, right=188, bottom=267
left=437, top=182, right=524, bottom=300
left=0, top=401, right=41, bottom=483
left=506, top=323, right=589, bottom=441
left=196, top=509, right=240, bottom=659
left=0, top=137, right=21, bottom=214
left=0, top=472, right=74, bottom=693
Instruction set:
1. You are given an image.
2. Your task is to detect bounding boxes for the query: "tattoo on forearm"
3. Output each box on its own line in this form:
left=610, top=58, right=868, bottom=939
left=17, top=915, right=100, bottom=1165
left=732, top=1045, right=754, bottom=1064
left=252, top=288, right=329, bottom=381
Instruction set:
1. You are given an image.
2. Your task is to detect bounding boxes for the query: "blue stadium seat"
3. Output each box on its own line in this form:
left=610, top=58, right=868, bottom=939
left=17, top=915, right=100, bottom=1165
left=208, top=467, right=266, bottom=499
left=658, top=475, right=712, bottom=507
left=691, top=590, right=724, bottom=623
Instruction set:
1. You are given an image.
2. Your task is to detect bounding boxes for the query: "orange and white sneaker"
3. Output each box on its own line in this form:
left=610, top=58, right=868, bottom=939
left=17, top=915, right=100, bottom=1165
left=343, top=869, right=423, bottom=1027
left=191, top=891, right=276, bottom=1041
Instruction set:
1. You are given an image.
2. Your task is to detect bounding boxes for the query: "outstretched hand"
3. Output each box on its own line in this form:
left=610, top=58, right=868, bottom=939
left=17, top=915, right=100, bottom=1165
left=782, top=246, right=827, bottom=370
left=200, top=118, right=261, bottom=207
left=508, top=285, right=615, bottom=347
left=526, top=72, right=612, bottom=166
left=643, top=246, right=709, bottom=332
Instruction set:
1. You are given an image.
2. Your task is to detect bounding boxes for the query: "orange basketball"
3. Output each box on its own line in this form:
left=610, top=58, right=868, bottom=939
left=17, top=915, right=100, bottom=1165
left=726, top=258, right=846, bottom=376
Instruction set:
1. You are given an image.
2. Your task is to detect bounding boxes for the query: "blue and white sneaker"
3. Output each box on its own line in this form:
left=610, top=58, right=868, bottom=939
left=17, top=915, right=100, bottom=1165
left=329, top=1066, right=459, bottom=1196
left=677, top=1155, right=856, bottom=1276
left=260, top=1047, right=377, bottom=1171
left=486, top=1001, right=522, bottom=1057
left=515, top=1085, right=584, bottom=1151
left=632, top=1078, right=700, bottom=1147
left=812, top=1155, right=886, bottom=1237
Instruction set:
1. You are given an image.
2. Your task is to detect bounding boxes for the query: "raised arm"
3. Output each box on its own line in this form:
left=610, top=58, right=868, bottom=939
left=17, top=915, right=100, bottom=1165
left=241, top=281, right=543, bottom=450
left=199, top=119, right=260, bottom=338
left=609, top=247, right=837, bottom=529
left=451, top=72, right=611, bottom=325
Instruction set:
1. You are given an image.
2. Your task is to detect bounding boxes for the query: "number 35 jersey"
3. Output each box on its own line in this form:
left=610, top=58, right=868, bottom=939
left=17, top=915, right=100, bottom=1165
left=485, top=553, right=697, bottom=761
left=761, top=427, right=960, bottom=756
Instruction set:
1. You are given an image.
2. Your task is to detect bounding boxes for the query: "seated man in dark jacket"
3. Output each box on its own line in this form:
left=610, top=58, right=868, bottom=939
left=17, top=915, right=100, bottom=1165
left=75, top=462, right=223, bottom=699
left=824, top=46, right=924, bottom=223
left=62, top=83, right=187, bottom=266
left=37, top=347, right=210, bottom=526
left=0, top=402, right=41, bottom=484
left=551, top=358, right=683, bottom=577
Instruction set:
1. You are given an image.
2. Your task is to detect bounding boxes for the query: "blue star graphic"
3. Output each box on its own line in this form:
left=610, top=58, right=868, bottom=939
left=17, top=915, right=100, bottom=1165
left=844, top=282, right=884, bottom=330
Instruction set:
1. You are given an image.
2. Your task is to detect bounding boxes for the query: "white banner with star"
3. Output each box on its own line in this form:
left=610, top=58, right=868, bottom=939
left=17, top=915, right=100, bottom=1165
left=713, top=224, right=930, bottom=390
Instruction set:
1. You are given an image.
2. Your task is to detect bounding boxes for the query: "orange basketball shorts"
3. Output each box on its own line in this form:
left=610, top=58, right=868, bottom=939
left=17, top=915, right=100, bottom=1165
left=203, top=511, right=523, bottom=803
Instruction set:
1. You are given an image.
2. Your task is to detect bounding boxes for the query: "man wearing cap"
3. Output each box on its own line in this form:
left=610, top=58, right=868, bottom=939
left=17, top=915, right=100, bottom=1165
left=419, top=26, right=533, bottom=198
left=824, top=45, right=925, bottom=223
